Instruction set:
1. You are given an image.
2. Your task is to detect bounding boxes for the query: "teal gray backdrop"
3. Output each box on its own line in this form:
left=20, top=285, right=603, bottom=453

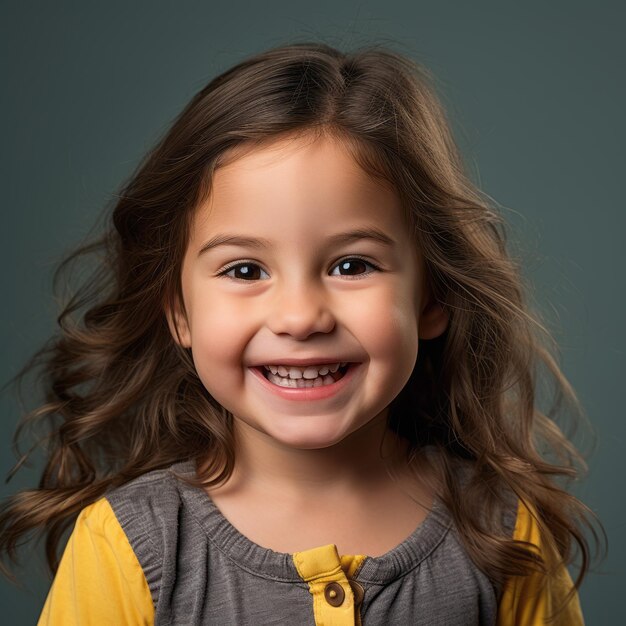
left=2, top=1, right=624, bottom=623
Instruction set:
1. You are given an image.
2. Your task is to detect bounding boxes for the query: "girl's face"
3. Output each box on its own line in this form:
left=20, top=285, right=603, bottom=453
left=171, top=132, right=447, bottom=451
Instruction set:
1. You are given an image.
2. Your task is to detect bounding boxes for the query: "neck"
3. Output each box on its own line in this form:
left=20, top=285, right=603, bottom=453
left=204, top=409, right=411, bottom=503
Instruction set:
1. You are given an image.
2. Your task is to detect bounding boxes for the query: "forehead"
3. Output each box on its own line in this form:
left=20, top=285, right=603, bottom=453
left=191, top=133, right=410, bottom=245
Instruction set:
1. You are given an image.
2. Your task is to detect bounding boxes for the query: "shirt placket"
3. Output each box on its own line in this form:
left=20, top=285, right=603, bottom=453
left=293, top=544, right=365, bottom=626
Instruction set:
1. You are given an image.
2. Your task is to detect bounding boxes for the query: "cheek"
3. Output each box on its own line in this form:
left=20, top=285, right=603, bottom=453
left=355, top=286, right=419, bottom=370
left=190, top=313, right=248, bottom=412
left=187, top=295, right=253, bottom=380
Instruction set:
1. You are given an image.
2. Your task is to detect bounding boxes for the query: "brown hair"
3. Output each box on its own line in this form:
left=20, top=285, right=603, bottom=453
left=1, top=41, right=604, bottom=607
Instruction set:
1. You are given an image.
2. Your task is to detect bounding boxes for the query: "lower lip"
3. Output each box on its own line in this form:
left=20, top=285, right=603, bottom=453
left=249, top=364, right=361, bottom=401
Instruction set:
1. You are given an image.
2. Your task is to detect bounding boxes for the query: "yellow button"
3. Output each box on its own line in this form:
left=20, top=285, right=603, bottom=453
left=324, top=581, right=345, bottom=607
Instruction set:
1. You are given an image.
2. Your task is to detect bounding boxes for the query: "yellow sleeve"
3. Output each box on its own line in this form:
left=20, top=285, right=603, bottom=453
left=37, top=498, right=155, bottom=626
left=496, top=500, right=584, bottom=625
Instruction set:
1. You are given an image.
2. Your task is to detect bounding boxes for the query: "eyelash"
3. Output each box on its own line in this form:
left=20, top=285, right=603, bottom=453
left=217, top=256, right=381, bottom=282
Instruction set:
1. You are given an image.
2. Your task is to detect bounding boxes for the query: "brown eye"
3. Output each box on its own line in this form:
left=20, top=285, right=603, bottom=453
left=331, top=258, right=377, bottom=277
left=220, top=263, right=268, bottom=281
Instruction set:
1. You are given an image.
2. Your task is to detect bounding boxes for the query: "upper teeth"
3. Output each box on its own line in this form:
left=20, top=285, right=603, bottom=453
left=263, top=362, right=347, bottom=379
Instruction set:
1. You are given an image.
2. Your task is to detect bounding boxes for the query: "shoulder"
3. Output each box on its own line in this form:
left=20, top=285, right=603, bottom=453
left=38, top=496, right=155, bottom=625
left=72, top=496, right=130, bottom=545
left=105, top=461, right=189, bottom=503
left=497, top=500, right=584, bottom=625
left=426, top=452, right=583, bottom=624
left=104, top=462, right=189, bottom=527
left=100, top=461, right=197, bottom=602
left=66, top=496, right=133, bottom=554
left=510, top=499, right=539, bottom=545
left=442, top=453, right=519, bottom=536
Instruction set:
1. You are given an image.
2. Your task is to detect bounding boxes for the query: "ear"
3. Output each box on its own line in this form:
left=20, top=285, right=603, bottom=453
left=165, top=298, right=192, bottom=348
left=418, top=292, right=449, bottom=340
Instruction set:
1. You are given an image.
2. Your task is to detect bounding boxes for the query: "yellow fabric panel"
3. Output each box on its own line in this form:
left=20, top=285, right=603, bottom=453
left=496, top=500, right=584, bottom=625
left=293, top=544, right=365, bottom=626
left=37, top=498, right=154, bottom=626
left=340, top=553, right=367, bottom=579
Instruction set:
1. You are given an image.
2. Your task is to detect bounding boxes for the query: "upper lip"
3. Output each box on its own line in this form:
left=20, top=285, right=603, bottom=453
left=251, top=358, right=357, bottom=367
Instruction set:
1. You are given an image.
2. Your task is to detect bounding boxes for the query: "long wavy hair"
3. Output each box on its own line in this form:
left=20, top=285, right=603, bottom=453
left=1, top=41, right=603, bottom=603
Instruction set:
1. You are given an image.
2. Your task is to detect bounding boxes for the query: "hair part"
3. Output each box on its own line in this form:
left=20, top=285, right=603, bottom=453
left=1, top=42, right=604, bottom=615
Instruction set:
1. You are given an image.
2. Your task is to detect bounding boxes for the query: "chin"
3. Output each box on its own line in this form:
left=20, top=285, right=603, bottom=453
left=264, top=422, right=350, bottom=450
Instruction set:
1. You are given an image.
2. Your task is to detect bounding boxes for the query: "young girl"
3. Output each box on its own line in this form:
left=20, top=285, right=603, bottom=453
left=1, top=41, right=602, bottom=625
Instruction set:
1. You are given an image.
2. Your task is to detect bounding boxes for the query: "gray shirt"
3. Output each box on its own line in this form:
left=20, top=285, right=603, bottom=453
left=106, top=460, right=514, bottom=625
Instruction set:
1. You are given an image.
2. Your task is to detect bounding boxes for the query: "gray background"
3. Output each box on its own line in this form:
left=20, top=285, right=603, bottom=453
left=1, top=1, right=624, bottom=623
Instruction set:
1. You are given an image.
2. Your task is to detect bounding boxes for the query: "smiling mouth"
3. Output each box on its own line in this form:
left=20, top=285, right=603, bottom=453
left=260, top=364, right=351, bottom=388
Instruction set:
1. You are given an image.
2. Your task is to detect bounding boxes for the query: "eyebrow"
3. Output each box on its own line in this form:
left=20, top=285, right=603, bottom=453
left=197, top=227, right=396, bottom=256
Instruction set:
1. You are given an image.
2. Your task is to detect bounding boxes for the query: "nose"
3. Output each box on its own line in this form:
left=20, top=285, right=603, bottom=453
left=266, top=280, right=336, bottom=340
